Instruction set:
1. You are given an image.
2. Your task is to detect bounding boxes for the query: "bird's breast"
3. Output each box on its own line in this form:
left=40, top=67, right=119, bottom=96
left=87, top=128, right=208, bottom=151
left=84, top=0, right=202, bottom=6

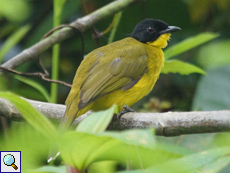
left=129, top=46, right=164, bottom=96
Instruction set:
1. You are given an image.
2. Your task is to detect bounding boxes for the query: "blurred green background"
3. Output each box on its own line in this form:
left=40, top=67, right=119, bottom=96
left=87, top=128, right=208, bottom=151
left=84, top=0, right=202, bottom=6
left=1, top=0, right=230, bottom=172
left=1, top=0, right=230, bottom=111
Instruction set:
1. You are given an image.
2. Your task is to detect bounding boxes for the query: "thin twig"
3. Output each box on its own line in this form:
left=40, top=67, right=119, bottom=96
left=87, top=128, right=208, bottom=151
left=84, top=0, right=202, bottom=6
left=37, top=58, right=49, bottom=77
left=0, top=66, right=72, bottom=87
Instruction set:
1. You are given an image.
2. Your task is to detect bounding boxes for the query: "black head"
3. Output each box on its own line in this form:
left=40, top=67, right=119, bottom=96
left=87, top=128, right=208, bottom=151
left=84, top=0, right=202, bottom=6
left=131, top=19, right=181, bottom=43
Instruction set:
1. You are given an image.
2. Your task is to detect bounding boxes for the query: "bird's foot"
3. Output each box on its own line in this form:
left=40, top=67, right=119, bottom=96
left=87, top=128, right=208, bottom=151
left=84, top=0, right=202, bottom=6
left=117, top=105, right=135, bottom=119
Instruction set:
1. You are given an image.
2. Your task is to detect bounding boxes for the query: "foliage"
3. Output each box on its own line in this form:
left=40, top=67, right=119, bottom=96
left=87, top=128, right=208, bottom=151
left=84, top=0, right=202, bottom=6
left=162, top=32, right=219, bottom=75
left=119, top=147, right=230, bottom=173
left=164, top=32, right=219, bottom=60
left=0, top=92, right=57, bottom=139
left=14, top=75, right=51, bottom=102
left=1, top=0, right=230, bottom=172
left=161, top=60, right=205, bottom=75
left=1, top=92, right=230, bottom=173
left=76, top=105, right=117, bottom=133
left=0, top=0, right=221, bottom=104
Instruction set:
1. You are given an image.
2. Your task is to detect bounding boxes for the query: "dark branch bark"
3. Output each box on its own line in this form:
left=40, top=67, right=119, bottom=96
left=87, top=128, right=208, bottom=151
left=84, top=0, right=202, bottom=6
left=0, top=0, right=141, bottom=70
left=0, top=98, right=230, bottom=136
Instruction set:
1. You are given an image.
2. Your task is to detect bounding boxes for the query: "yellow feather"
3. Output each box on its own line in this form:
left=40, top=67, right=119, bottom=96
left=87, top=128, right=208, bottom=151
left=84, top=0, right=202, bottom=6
left=64, top=34, right=168, bottom=124
left=147, top=33, right=171, bottom=48
left=90, top=42, right=164, bottom=113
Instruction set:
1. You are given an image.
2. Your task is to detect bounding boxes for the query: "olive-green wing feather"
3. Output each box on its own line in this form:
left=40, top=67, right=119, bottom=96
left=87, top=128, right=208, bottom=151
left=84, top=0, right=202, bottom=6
left=78, top=43, right=148, bottom=110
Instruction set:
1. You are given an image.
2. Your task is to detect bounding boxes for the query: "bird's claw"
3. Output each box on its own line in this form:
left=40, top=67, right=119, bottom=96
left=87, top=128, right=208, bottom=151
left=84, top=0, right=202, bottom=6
left=117, top=105, right=135, bottom=119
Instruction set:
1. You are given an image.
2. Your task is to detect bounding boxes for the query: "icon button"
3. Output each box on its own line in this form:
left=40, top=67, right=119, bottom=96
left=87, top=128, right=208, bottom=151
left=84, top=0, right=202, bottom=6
left=1, top=151, right=21, bottom=173
left=3, top=154, right=18, bottom=170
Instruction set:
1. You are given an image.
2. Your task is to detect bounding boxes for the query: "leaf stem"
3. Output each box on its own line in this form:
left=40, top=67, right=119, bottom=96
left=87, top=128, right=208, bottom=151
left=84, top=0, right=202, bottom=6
left=108, top=12, right=122, bottom=44
left=50, top=0, right=66, bottom=103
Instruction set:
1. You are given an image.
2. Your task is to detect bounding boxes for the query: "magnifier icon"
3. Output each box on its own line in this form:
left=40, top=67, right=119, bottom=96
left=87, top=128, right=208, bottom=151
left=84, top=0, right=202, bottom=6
left=3, top=154, right=18, bottom=170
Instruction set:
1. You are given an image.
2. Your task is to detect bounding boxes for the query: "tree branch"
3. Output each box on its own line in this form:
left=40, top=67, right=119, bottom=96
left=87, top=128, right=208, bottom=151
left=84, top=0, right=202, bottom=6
left=0, top=0, right=141, bottom=70
left=0, top=98, right=230, bottom=136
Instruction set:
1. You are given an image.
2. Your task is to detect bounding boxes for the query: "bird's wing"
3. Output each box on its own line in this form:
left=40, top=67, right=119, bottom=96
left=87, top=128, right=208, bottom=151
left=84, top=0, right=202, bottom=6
left=78, top=40, right=148, bottom=109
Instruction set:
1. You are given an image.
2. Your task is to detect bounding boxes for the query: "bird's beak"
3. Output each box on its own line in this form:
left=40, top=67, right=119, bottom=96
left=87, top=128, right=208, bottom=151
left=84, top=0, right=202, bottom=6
left=160, top=26, right=181, bottom=35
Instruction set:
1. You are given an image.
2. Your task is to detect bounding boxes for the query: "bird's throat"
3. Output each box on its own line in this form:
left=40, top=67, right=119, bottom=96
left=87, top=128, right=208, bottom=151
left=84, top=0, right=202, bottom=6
left=147, top=33, right=171, bottom=48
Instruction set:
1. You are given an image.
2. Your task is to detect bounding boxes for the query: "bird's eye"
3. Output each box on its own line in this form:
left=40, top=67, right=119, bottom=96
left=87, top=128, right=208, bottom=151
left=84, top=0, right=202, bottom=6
left=147, top=26, right=154, bottom=33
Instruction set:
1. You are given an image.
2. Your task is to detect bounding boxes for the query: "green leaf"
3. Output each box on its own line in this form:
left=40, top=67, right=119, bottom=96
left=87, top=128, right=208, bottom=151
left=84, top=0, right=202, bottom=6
left=0, top=124, right=52, bottom=171
left=14, top=75, right=51, bottom=102
left=164, top=32, right=219, bottom=60
left=197, top=156, right=230, bottom=173
left=212, top=133, right=230, bottom=148
left=88, top=161, right=117, bottom=173
left=0, top=92, right=57, bottom=139
left=119, top=147, right=230, bottom=173
left=59, top=132, right=116, bottom=171
left=100, top=129, right=156, bottom=150
left=76, top=105, right=118, bottom=133
left=59, top=130, right=180, bottom=171
left=0, top=24, right=31, bottom=63
left=33, top=165, right=67, bottom=173
left=161, top=60, right=206, bottom=75
left=149, top=147, right=230, bottom=173
left=156, top=142, right=194, bottom=156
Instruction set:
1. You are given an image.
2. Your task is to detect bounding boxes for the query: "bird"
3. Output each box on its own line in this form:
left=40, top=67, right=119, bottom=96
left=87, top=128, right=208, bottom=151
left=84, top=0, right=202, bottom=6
left=60, top=18, right=181, bottom=131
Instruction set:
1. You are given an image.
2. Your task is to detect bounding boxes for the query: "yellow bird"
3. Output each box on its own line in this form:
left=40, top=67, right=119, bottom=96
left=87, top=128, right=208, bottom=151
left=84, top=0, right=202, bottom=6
left=61, top=18, right=181, bottom=129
